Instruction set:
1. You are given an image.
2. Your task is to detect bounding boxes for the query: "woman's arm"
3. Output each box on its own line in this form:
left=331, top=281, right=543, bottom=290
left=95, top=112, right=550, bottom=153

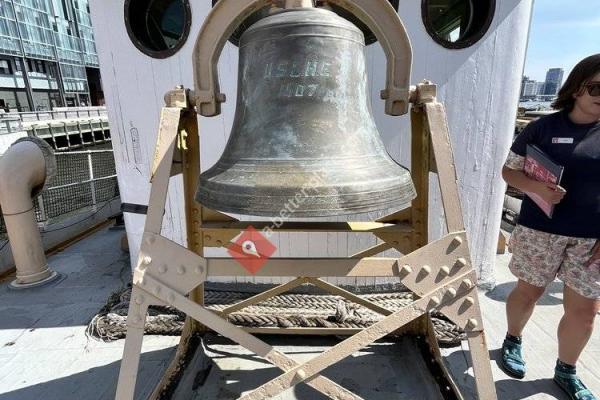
left=502, top=166, right=566, bottom=205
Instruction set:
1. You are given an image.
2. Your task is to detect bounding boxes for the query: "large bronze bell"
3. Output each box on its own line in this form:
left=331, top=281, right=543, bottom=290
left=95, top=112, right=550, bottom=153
left=196, top=6, right=416, bottom=217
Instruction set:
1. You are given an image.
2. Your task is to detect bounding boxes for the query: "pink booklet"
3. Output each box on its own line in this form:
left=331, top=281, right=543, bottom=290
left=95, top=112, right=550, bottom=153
left=523, top=145, right=564, bottom=218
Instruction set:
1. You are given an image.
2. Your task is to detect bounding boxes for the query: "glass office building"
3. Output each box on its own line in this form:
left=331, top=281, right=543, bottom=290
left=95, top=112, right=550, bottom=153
left=0, top=0, right=102, bottom=111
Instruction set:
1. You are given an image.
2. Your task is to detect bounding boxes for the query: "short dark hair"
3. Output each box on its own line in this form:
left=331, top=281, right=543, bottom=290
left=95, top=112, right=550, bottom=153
left=552, top=54, right=600, bottom=111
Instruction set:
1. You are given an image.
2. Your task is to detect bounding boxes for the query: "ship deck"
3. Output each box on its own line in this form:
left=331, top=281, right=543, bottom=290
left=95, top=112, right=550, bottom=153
left=0, top=225, right=598, bottom=400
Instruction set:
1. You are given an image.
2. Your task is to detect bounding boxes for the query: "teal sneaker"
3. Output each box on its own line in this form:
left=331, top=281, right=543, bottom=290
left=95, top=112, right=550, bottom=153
left=500, top=338, right=526, bottom=379
left=554, top=368, right=598, bottom=400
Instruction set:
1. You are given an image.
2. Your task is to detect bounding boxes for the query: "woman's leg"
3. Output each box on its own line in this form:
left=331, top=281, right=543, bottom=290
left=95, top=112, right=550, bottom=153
left=506, top=279, right=546, bottom=336
left=558, top=286, right=600, bottom=365
left=501, top=279, right=545, bottom=378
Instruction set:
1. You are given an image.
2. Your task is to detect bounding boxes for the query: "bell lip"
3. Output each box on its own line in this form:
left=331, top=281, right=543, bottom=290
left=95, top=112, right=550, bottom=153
left=195, top=184, right=416, bottom=218
left=194, top=198, right=415, bottom=218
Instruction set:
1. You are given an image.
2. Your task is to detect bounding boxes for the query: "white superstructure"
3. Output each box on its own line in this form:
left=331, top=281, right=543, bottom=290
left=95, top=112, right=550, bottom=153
left=90, top=0, right=534, bottom=288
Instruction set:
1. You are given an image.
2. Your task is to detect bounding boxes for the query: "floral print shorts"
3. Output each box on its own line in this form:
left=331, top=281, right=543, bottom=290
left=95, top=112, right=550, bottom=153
left=508, top=224, right=600, bottom=299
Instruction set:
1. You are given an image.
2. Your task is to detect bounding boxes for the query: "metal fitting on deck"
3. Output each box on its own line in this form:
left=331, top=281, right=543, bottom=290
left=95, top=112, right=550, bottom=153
left=0, top=137, right=58, bottom=289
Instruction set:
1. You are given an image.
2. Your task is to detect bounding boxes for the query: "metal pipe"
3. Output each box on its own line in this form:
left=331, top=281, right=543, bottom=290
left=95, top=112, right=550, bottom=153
left=0, top=137, right=58, bottom=289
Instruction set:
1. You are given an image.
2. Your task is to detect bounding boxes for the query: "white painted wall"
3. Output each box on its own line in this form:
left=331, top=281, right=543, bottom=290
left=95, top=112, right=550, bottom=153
left=89, top=1, right=533, bottom=288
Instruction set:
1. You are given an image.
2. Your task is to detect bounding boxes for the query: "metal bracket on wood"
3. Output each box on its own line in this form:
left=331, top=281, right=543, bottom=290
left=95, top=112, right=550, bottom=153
left=114, top=81, right=497, bottom=400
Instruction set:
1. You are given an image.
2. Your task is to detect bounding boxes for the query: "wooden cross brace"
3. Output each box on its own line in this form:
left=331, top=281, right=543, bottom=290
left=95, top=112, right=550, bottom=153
left=115, top=84, right=497, bottom=400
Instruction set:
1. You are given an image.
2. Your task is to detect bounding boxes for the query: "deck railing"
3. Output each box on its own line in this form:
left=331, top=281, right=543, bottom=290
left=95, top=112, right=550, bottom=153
left=0, top=107, right=108, bottom=135
left=1, top=107, right=108, bottom=123
left=34, top=149, right=119, bottom=224
left=0, top=148, right=119, bottom=237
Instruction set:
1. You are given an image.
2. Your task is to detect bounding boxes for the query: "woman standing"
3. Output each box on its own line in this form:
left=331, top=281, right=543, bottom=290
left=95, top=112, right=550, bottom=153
left=501, top=54, right=600, bottom=400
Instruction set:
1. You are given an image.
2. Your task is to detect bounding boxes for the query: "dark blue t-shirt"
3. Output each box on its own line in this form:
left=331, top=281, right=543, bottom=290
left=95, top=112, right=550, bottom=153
left=510, top=110, right=600, bottom=238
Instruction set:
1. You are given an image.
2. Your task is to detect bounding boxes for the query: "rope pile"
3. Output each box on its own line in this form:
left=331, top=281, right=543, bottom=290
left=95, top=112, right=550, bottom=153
left=87, top=286, right=466, bottom=346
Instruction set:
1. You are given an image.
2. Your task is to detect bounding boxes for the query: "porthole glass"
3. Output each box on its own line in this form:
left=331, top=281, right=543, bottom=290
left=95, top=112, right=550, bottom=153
left=125, top=0, right=192, bottom=58
left=422, top=0, right=495, bottom=49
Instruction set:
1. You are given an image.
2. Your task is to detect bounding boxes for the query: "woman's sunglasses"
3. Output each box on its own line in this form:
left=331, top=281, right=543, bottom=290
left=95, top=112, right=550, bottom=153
left=584, top=82, right=600, bottom=96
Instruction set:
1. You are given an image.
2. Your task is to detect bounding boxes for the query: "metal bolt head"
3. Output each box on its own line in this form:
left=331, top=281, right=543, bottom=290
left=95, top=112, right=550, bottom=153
left=456, top=257, right=468, bottom=268
left=464, top=296, right=475, bottom=307
left=440, top=265, right=450, bottom=276
left=452, top=236, right=463, bottom=246
left=195, top=265, right=204, bottom=274
left=135, top=296, right=144, bottom=305
left=142, top=256, right=152, bottom=266
left=159, top=265, right=168, bottom=274
left=446, top=288, right=457, bottom=298
left=297, top=369, right=307, bottom=380
left=216, top=240, right=223, bottom=246
left=400, top=264, right=412, bottom=274
left=422, top=265, right=432, bottom=275
left=204, top=235, right=212, bottom=241
left=177, top=265, right=186, bottom=275
left=430, top=296, right=441, bottom=307
left=466, top=318, right=479, bottom=330
left=462, top=279, right=473, bottom=290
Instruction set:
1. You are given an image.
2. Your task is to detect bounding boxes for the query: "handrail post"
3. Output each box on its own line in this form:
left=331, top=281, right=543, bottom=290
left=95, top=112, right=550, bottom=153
left=87, top=151, right=97, bottom=211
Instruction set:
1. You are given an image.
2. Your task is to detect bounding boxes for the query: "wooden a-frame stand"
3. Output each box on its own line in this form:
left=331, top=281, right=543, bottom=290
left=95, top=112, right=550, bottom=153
left=114, top=82, right=497, bottom=400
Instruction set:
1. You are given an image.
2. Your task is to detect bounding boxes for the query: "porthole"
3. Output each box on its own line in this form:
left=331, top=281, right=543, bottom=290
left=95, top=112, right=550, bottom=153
left=422, top=0, right=495, bottom=49
left=211, top=0, right=400, bottom=47
left=125, top=0, right=192, bottom=58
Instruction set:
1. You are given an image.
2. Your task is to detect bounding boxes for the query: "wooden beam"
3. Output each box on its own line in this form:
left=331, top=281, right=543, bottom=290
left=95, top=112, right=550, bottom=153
left=220, top=277, right=308, bottom=315
left=350, top=242, right=393, bottom=258
left=467, top=331, right=498, bottom=400
left=207, top=257, right=398, bottom=277
left=307, top=278, right=393, bottom=316
left=243, top=327, right=363, bottom=335
left=410, top=105, right=430, bottom=250
left=206, top=231, right=468, bottom=279
left=425, top=102, right=465, bottom=232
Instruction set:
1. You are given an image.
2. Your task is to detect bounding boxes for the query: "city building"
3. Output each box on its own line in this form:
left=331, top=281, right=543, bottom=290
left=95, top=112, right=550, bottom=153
left=0, top=0, right=103, bottom=112
left=520, top=75, right=545, bottom=99
left=543, top=67, right=564, bottom=96
left=520, top=76, right=537, bottom=98
left=533, top=81, right=545, bottom=96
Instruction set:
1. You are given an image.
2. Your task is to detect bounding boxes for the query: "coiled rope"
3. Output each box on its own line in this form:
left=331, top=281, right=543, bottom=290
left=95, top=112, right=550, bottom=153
left=87, top=286, right=465, bottom=346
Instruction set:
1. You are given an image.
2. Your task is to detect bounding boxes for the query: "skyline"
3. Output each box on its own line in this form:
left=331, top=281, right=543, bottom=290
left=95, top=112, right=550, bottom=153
left=524, top=0, right=599, bottom=82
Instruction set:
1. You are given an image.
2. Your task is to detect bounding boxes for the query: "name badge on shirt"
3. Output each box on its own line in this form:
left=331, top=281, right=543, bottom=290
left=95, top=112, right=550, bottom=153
left=552, top=137, right=574, bottom=144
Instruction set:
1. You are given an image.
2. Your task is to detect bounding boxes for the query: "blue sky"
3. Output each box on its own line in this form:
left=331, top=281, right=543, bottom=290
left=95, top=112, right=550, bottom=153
left=524, top=0, right=600, bottom=82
